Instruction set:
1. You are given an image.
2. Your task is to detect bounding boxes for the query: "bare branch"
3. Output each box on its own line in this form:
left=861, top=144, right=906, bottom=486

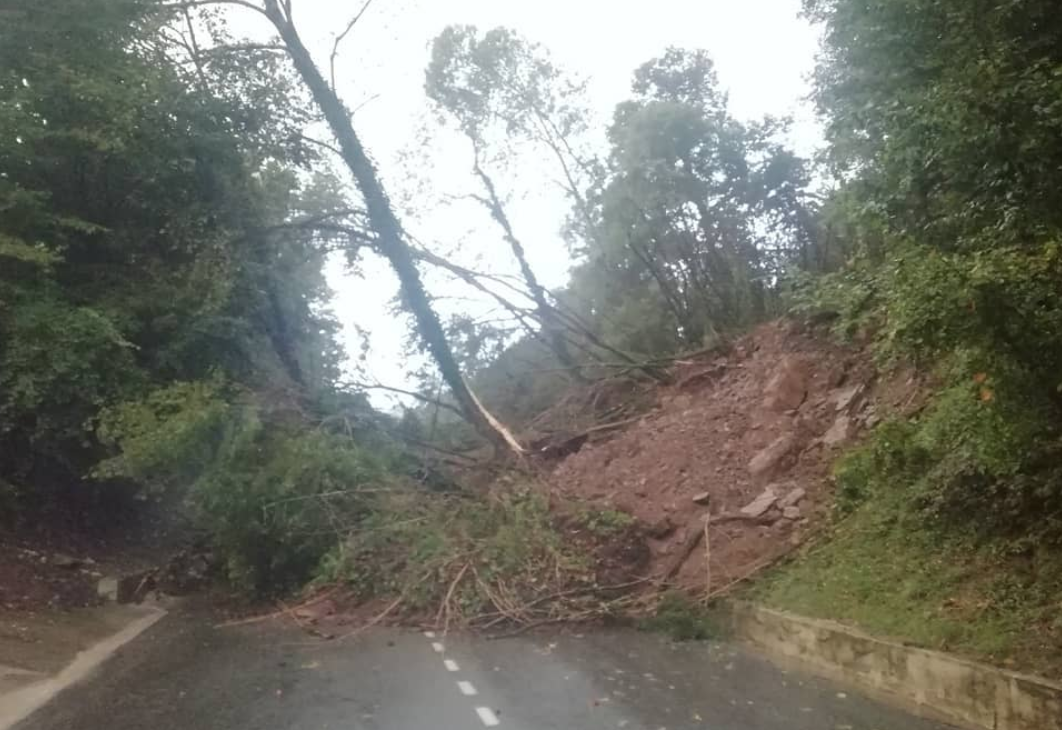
left=349, top=382, right=466, bottom=419
left=330, top=0, right=376, bottom=91
left=296, top=133, right=343, bottom=157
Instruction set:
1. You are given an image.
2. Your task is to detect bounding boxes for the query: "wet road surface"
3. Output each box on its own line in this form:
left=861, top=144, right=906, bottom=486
left=16, top=609, right=955, bottom=729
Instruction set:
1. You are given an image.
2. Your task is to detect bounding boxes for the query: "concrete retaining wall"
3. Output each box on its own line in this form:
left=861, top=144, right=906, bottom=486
left=730, top=604, right=1062, bottom=730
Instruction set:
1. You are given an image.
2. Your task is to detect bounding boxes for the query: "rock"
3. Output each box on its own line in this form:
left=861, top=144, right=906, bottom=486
left=294, top=598, right=336, bottom=622
left=782, top=505, right=801, bottom=520
left=691, top=491, right=712, bottom=506
left=97, top=576, right=119, bottom=602
left=51, top=553, right=83, bottom=569
left=740, top=487, right=779, bottom=518
left=748, top=434, right=798, bottom=477
left=762, top=357, right=809, bottom=412
left=646, top=516, right=677, bottom=539
left=832, top=384, right=864, bottom=413
left=823, top=414, right=853, bottom=447
left=779, top=487, right=807, bottom=508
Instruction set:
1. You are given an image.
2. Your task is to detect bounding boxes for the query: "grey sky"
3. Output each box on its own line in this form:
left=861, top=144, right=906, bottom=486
left=246, top=0, right=822, bottom=399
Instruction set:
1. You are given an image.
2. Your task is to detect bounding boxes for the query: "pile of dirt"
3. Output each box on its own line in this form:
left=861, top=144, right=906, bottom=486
left=0, top=541, right=102, bottom=612
left=548, top=320, right=929, bottom=596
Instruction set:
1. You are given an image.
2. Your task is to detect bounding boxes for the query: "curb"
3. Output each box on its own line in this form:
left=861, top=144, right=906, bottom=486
left=0, top=606, right=166, bottom=730
left=729, top=603, right=1062, bottom=730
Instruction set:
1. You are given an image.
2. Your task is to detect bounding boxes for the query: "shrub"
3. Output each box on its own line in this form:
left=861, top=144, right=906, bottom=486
left=96, top=379, right=401, bottom=593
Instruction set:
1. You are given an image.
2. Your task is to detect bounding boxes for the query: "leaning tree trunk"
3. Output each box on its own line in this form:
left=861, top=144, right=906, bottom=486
left=262, top=0, right=522, bottom=456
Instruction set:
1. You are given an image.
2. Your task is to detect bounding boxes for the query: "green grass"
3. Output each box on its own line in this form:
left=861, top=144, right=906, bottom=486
left=752, top=486, right=1062, bottom=678
left=639, top=591, right=726, bottom=641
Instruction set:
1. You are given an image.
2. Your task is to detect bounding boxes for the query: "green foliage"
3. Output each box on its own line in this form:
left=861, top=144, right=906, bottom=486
left=566, top=48, right=818, bottom=355
left=578, top=507, right=635, bottom=537
left=837, top=353, right=1062, bottom=539
left=639, top=591, right=721, bottom=642
left=96, top=380, right=400, bottom=593
left=799, top=0, right=1062, bottom=546
left=0, top=0, right=344, bottom=517
left=757, top=483, right=1062, bottom=677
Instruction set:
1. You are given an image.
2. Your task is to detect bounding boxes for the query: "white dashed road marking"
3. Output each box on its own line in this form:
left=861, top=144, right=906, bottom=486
left=423, top=633, right=497, bottom=724
left=475, top=706, right=500, bottom=726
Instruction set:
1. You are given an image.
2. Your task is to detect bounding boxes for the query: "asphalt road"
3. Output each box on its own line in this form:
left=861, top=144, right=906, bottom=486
left=16, top=608, right=955, bottom=730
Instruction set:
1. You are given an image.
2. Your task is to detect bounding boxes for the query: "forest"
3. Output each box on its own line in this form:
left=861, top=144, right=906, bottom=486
left=2, top=0, right=1061, bottom=663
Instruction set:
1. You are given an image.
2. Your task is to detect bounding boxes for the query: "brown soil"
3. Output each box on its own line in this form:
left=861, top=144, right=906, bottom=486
left=0, top=498, right=197, bottom=613
left=546, top=319, right=929, bottom=596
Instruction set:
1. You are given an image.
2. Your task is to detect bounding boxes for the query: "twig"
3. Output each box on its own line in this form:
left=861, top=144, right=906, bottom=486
left=335, top=595, right=405, bottom=641
left=703, top=554, right=781, bottom=601
left=213, top=588, right=338, bottom=629
left=329, top=0, right=375, bottom=90
left=702, top=516, right=712, bottom=600
left=436, top=562, right=471, bottom=632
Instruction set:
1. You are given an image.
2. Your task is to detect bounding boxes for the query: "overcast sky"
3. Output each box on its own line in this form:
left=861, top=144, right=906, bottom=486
left=237, top=0, right=823, bottom=399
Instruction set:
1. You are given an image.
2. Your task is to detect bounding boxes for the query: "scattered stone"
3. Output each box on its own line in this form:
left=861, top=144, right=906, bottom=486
left=779, top=487, right=807, bottom=508
left=823, top=414, right=853, bottom=447
left=762, top=357, right=809, bottom=412
left=740, top=487, right=779, bottom=518
left=748, top=434, right=798, bottom=477
left=691, top=491, right=712, bottom=506
left=782, top=506, right=801, bottom=520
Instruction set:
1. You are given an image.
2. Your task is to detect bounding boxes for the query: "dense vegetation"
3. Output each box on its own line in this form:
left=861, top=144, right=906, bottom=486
left=760, top=0, right=1062, bottom=673
left=0, top=0, right=396, bottom=590
left=798, top=0, right=1062, bottom=540
left=4, top=0, right=1062, bottom=660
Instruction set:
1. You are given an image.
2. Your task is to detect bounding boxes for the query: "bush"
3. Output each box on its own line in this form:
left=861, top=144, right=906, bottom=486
left=834, top=347, right=1062, bottom=539
left=96, top=379, right=402, bottom=593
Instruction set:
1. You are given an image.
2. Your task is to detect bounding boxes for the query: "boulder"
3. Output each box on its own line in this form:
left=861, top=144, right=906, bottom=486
left=779, top=486, right=807, bottom=508
left=691, top=491, right=712, bottom=506
left=740, top=487, right=779, bottom=518
left=822, top=414, right=853, bottom=447
left=782, top=505, right=802, bottom=520
left=762, top=357, right=809, bottom=412
left=832, top=383, right=864, bottom=413
left=748, top=434, right=798, bottom=477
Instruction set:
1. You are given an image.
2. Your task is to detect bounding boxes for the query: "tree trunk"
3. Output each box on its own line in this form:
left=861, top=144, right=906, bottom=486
left=262, top=1, right=522, bottom=456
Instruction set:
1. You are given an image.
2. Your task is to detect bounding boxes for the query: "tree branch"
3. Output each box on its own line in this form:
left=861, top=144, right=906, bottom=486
left=349, top=382, right=466, bottom=419
left=162, top=0, right=269, bottom=18
left=330, top=0, right=376, bottom=91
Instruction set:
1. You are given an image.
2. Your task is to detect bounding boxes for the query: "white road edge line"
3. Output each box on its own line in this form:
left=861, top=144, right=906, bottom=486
left=423, top=631, right=436, bottom=639
left=443, top=658, right=460, bottom=672
left=475, top=706, right=500, bottom=726
left=457, top=680, right=478, bottom=696
left=431, top=642, right=445, bottom=653
left=0, top=607, right=166, bottom=730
